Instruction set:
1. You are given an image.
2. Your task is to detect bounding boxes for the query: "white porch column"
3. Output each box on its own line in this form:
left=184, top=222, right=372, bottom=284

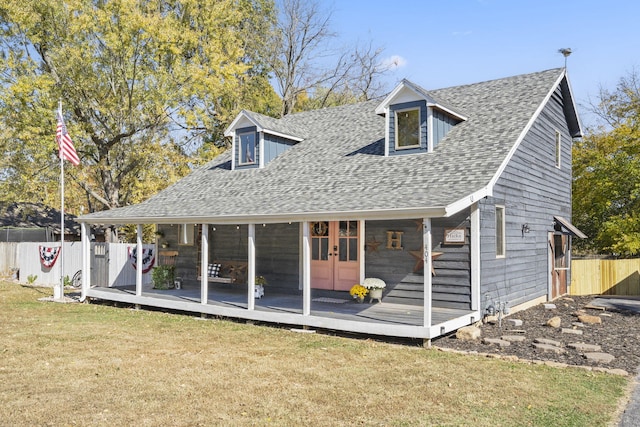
left=301, top=221, right=311, bottom=316
left=200, top=224, right=209, bottom=305
left=136, top=224, right=143, bottom=297
left=423, top=218, right=433, bottom=329
left=80, top=222, right=91, bottom=300
left=470, top=203, right=481, bottom=312
left=359, top=220, right=365, bottom=283
left=247, top=224, right=256, bottom=310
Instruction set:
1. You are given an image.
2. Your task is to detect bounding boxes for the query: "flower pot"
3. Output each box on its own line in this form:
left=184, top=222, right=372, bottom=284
left=254, top=284, right=264, bottom=299
left=369, top=288, right=383, bottom=303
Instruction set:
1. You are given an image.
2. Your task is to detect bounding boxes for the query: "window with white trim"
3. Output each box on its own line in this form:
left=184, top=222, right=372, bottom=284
left=555, top=130, right=561, bottom=168
left=395, top=108, right=420, bottom=149
left=495, top=205, right=505, bottom=257
left=238, top=131, right=256, bottom=165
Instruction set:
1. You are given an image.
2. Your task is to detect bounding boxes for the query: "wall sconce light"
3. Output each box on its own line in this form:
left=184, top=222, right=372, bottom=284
left=521, top=223, right=530, bottom=235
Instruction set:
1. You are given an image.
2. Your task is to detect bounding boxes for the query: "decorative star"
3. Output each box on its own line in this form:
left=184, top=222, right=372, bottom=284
left=413, top=219, right=424, bottom=231
left=409, top=248, right=424, bottom=273
left=365, top=237, right=382, bottom=253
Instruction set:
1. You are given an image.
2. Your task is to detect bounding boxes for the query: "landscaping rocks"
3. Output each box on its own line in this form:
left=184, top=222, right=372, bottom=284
left=568, top=342, right=602, bottom=352
left=506, top=318, right=523, bottom=327
left=578, top=314, right=602, bottom=324
left=546, top=316, right=562, bottom=328
left=584, top=352, right=615, bottom=364
left=456, top=325, right=481, bottom=341
left=483, top=338, right=510, bottom=347
left=561, top=328, right=583, bottom=335
left=433, top=295, right=640, bottom=373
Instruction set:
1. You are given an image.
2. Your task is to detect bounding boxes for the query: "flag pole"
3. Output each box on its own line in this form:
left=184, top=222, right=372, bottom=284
left=55, top=100, right=65, bottom=301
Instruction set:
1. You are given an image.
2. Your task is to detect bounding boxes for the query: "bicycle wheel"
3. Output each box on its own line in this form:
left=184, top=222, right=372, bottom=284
left=71, top=270, right=82, bottom=289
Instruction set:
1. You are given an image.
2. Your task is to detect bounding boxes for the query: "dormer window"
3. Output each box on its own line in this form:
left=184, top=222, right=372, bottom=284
left=395, top=108, right=420, bottom=149
left=238, top=131, right=256, bottom=165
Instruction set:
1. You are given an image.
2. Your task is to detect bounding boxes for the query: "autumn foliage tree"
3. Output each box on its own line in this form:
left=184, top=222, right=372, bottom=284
left=573, top=71, right=640, bottom=256
left=0, top=0, right=278, bottom=239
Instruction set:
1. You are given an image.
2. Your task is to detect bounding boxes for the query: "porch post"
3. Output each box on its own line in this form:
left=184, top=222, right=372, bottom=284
left=200, top=224, right=209, bottom=305
left=80, top=222, right=91, bottom=299
left=136, top=224, right=143, bottom=297
left=301, top=221, right=311, bottom=316
left=359, top=220, right=365, bottom=283
left=423, top=218, right=432, bottom=329
left=470, top=203, right=481, bottom=312
left=247, top=223, right=255, bottom=310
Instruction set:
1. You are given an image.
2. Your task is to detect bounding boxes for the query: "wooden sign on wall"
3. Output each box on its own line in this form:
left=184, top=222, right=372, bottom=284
left=444, top=228, right=465, bottom=245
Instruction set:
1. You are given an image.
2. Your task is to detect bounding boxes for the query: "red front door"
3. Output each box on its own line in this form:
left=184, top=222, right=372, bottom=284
left=310, top=221, right=360, bottom=291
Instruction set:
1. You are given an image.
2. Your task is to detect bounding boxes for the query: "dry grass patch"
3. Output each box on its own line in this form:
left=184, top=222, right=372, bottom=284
left=0, top=282, right=628, bottom=426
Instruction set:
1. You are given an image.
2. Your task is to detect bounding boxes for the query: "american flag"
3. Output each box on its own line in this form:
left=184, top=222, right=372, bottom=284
left=56, top=110, right=80, bottom=166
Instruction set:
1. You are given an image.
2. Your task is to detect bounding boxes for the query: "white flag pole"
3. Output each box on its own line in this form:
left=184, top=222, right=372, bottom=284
left=55, top=100, right=65, bottom=301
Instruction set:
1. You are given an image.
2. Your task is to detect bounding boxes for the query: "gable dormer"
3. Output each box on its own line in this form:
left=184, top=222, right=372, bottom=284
left=376, top=79, right=466, bottom=156
left=224, top=111, right=304, bottom=170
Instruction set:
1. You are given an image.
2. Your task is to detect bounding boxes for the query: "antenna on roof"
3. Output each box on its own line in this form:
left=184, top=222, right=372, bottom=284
left=558, top=48, right=572, bottom=68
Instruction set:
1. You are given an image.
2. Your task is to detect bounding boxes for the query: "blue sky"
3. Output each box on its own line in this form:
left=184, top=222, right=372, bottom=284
left=328, top=0, right=640, bottom=130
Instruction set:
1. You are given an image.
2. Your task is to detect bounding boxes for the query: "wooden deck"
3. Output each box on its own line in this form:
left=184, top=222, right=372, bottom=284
left=85, top=281, right=479, bottom=339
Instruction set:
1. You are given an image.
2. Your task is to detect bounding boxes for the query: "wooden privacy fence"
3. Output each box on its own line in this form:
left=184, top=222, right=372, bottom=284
left=570, top=258, right=640, bottom=296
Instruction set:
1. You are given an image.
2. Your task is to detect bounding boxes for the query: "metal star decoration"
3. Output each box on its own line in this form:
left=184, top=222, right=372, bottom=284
left=365, top=237, right=382, bottom=253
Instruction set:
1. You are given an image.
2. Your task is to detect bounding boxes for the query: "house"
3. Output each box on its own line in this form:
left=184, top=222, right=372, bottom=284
left=78, top=68, right=585, bottom=342
left=1, top=201, right=82, bottom=242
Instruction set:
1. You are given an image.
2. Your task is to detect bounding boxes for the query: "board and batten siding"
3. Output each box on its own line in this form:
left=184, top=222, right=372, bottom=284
left=432, top=110, right=459, bottom=149
left=479, top=85, right=573, bottom=309
left=263, top=134, right=296, bottom=165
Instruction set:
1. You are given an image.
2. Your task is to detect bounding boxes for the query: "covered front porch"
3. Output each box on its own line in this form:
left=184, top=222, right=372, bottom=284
left=79, top=206, right=482, bottom=340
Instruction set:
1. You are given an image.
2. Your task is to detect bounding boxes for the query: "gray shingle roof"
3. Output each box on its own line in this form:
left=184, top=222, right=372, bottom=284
left=80, top=68, right=569, bottom=224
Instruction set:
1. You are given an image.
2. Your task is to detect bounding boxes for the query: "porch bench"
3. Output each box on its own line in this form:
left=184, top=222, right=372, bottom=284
left=197, top=260, right=248, bottom=285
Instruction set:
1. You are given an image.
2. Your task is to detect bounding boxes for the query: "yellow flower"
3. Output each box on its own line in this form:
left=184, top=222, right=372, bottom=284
left=350, top=284, right=368, bottom=299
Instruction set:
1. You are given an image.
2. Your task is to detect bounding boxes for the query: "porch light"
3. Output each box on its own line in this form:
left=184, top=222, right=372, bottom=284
left=521, top=223, right=530, bottom=235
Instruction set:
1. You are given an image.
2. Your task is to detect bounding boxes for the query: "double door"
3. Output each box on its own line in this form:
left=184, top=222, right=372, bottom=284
left=310, top=221, right=360, bottom=291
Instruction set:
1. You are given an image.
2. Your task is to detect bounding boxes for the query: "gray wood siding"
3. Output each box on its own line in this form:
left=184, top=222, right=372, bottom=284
left=432, top=110, right=459, bottom=148
left=365, top=213, right=471, bottom=310
left=234, top=126, right=259, bottom=170
left=388, top=100, right=428, bottom=155
left=263, top=134, right=295, bottom=164
left=479, top=85, right=574, bottom=310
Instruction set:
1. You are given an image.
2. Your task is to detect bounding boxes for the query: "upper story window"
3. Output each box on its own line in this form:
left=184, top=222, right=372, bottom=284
left=555, top=130, right=561, bottom=168
left=239, top=131, right=256, bottom=165
left=395, top=108, right=420, bottom=149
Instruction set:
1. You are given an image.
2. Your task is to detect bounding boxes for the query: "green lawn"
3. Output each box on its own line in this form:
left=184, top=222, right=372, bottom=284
left=0, top=282, right=629, bottom=426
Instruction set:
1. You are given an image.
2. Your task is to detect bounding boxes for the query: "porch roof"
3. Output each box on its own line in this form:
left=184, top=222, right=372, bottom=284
left=80, top=68, right=579, bottom=225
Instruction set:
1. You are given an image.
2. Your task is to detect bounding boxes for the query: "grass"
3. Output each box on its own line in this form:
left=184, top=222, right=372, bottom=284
left=0, top=281, right=629, bottom=426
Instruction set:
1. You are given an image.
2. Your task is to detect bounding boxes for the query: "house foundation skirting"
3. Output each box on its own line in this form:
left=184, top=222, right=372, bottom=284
left=85, top=288, right=478, bottom=340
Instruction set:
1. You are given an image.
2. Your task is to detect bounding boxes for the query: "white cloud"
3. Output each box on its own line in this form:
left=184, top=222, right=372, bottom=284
left=382, top=55, right=407, bottom=70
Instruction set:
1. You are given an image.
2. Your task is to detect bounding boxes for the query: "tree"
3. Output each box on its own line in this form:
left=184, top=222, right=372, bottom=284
left=268, top=0, right=391, bottom=116
left=0, top=0, right=279, bottom=240
left=573, top=71, right=640, bottom=256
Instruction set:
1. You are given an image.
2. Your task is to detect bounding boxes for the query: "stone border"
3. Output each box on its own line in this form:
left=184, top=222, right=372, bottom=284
left=432, top=345, right=629, bottom=376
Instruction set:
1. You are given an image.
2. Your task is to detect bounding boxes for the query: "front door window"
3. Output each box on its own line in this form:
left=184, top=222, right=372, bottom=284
left=310, top=221, right=360, bottom=291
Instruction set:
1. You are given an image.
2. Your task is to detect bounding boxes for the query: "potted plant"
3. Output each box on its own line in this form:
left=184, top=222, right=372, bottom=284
left=152, top=265, right=175, bottom=289
left=254, top=275, right=267, bottom=298
left=349, top=284, right=368, bottom=303
left=362, top=278, right=386, bottom=303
